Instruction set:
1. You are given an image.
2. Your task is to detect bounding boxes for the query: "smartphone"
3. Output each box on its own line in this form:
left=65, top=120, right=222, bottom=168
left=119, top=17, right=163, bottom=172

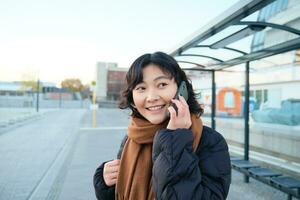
left=175, top=81, right=188, bottom=101
left=170, top=81, right=189, bottom=116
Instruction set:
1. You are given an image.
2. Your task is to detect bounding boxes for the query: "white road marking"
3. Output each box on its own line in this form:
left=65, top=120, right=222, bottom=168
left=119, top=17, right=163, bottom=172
left=80, top=127, right=127, bottom=130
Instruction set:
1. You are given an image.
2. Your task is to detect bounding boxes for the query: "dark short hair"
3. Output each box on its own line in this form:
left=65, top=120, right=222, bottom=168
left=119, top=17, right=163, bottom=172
left=119, top=51, right=203, bottom=118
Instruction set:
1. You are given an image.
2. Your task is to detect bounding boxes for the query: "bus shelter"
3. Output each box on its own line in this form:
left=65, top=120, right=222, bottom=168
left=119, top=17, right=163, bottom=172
left=169, top=0, right=300, bottom=188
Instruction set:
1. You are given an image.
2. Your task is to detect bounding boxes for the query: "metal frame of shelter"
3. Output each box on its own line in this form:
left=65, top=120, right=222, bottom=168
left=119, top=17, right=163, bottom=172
left=169, top=0, right=300, bottom=183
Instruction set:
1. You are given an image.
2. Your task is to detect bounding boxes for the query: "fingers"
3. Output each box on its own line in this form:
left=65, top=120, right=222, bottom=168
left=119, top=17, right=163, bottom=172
left=103, top=159, right=120, bottom=186
left=104, top=174, right=117, bottom=186
left=167, top=95, right=191, bottom=130
left=104, top=160, right=120, bottom=173
left=107, top=159, right=120, bottom=166
left=168, top=105, right=176, bottom=120
left=179, top=95, right=189, bottom=108
left=171, top=97, right=186, bottom=116
left=106, top=171, right=119, bottom=179
left=106, top=165, right=119, bottom=173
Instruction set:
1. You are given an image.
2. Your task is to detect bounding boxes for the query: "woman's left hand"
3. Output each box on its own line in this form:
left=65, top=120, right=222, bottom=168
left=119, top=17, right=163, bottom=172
left=167, top=95, right=192, bottom=130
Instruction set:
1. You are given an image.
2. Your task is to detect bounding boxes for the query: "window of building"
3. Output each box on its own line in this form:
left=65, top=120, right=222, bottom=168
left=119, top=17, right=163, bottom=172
left=259, top=0, right=289, bottom=21
left=263, top=89, right=268, bottom=102
left=295, top=49, right=300, bottom=62
left=224, top=92, right=235, bottom=108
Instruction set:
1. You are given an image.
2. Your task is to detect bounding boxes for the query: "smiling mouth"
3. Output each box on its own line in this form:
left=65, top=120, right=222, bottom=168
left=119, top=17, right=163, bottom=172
left=146, top=105, right=166, bottom=111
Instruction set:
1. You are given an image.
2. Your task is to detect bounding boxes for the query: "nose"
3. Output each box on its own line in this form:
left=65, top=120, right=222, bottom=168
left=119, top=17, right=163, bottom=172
left=146, top=89, right=159, bottom=102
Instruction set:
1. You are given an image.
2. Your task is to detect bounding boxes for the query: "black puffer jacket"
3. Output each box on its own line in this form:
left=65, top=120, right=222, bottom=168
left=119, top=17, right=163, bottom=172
left=93, top=126, right=231, bottom=200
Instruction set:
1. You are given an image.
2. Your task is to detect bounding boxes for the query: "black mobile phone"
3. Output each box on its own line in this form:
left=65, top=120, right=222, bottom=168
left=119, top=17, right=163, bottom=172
left=170, top=81, right=189, bottom=116
left=175, top=81, right=188, bottom=101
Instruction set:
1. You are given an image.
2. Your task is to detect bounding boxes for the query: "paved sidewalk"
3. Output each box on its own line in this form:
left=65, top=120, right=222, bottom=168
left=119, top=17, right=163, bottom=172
left=0, top=108, right=56, bottom=135
left=0, top=109, right=86, bottom=200
left=57, top=109, right=128, bottom=200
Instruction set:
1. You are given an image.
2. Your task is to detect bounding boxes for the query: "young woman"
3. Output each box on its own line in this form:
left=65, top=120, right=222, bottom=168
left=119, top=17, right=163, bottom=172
left=93, top=52, right=231, bottom=200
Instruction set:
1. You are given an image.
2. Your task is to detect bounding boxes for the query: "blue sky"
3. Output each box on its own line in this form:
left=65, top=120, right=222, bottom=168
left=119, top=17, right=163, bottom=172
left=0, top=0, right=239, bottom=85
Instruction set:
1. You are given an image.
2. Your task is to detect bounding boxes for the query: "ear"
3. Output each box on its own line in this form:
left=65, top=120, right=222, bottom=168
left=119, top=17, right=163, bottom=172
left=131, top=103, right=137, bottom=108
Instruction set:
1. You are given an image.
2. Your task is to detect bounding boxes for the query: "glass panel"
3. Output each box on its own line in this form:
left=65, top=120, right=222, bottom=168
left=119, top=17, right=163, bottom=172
left=251, top=32, right=266, bottom=52
left=185, top=47, right=242, bottom=62
left=214, top=67, right=245, bottom=156
left=176, top=55, right=219, bottom=66
left=249, top=49, right=300, bottom=174
left=198, top=25, right=246, bottom=46
left=241, top=10, right=259, bottom=22
left=178, top=62, right=198, bottom=69
left=227, top=34, right=253, bottom=53
left=186, top=70, right=212, bottom=125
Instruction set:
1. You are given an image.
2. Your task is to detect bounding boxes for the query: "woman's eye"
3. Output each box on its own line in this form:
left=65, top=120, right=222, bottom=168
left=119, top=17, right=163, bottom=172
left=158, top=83, right=168, bottom=88
left=135, top=86, right=146, bottom=91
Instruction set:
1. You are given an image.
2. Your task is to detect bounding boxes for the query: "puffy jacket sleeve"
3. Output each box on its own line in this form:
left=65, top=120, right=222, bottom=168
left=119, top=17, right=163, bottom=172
left=93, top=162, right=115, bottom=200
left=152, top=128, right=231, bottom=200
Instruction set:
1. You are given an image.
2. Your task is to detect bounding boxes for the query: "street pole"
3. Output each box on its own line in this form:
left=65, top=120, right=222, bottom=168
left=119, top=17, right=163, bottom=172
left=244, top=61, right=250, bottom=183
left=211, top=70, right=216, bottom=130
left=90, top=81, right=97, bottom=128
left=59, top=89, right=62, bottom=108
left=92, top=89, right=96, bottom=128
left=36, top=79, right=40, bottom=112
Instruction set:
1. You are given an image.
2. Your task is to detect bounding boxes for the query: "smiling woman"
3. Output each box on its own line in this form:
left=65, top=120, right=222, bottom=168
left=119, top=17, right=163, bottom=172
left=93, top=52, right=231, bottom=200
left=119, top=52, right=203, bottom=120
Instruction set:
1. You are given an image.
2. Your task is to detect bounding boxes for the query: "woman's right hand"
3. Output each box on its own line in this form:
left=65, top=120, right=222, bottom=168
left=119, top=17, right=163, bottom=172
left=103, top=159, right=120, bottom=186
left=167, top=96, right=191, bottom=130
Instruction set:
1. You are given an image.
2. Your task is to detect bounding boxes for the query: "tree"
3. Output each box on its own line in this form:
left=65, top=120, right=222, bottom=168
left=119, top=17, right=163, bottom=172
left=21, top=80, right=39, bottom=92
left=20, top=70, right=40, bottom=92
left=61, top=78, right=85, bottom=92
left=81, top=84, right=91, bottom=99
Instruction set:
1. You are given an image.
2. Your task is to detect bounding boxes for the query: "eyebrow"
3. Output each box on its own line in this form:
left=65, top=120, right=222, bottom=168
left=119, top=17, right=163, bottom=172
left=153, top=75, right=172, bottom=82
left=136, top=75, right=172, bottom=86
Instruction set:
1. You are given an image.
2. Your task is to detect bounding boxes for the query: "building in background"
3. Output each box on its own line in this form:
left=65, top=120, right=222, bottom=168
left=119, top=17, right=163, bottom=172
left=95, top=62, right=127, bottom=101
left=0, top=81, right=33, bottom=107
left=0, top=81, right=31, bottom=96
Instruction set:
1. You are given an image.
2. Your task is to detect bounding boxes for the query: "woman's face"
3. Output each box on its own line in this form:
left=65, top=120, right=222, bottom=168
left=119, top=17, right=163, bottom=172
left=132, top=64, right=178, bottom=124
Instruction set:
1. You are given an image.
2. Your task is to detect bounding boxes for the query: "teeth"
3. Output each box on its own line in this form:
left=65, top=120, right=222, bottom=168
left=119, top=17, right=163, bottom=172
left=148, top=105, right=164, bottom=111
